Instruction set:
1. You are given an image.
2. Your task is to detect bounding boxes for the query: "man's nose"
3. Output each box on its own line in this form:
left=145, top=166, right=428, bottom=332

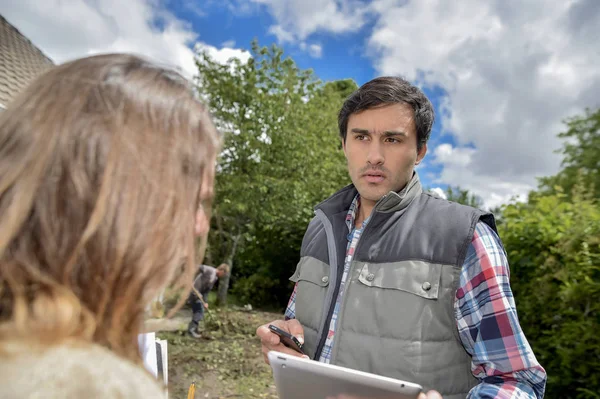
left=367, top=141, right=384, bottom=166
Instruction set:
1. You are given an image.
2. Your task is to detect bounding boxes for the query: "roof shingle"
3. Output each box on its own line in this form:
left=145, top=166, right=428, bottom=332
left=0, top=15, right=54, bottom=108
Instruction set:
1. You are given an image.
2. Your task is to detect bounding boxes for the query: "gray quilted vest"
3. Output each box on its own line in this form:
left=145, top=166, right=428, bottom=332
left=290, top=174, right=496, bottom=399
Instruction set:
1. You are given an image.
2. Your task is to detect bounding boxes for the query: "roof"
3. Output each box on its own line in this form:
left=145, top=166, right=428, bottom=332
left=0, top=14, right=54, bottom=109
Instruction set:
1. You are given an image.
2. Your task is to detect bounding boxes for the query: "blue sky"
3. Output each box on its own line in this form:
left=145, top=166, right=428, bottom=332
left=2, top=0, right=599, bottom=208
left=168, top=0, right=455, bottom=195
left=167, top=1, right=379, bottom=84
left=163, top=0, right=473, bottom=197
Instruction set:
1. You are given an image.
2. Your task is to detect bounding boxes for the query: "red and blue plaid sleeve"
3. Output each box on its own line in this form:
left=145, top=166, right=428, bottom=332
left=456, top=221, right=547, bottom=398
left=284, top=282, right=298, bottom=320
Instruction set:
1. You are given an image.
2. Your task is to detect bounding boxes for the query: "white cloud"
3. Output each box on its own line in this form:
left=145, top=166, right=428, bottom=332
left=433, top=144, right=475, bottom=168
left=0, top=0, right=249, bottom=80
left=221, top=39, right=236, bottom=48
left=180, top=0, right=206, bottom=18
left=255, top=0, right=369, bottom=57
left=365, top=0, right=600, bottom=207
left=428, top=187, right=447, bottom=200
left=436, top=166, right=531, bottom=210
left=257, top=0, right=600, bottom=207
left=224, top=0, right=259, bottom=16
left=268, top=25, right=296, bottom=43
left=300, top=42, right=323, bottom=58
left=195, top=43, right=251, bottom=66
left=430, top=144, right=528, bottom=209
left=308, top=44, right=323, bottom=58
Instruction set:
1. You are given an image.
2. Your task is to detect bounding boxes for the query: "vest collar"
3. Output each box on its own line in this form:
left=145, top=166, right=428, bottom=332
left=315, top=172, right=423, bottom=217
left=376, top=172, right=423, bottom=213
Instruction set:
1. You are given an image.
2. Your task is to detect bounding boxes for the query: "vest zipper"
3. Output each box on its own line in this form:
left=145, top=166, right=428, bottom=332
left=312, top=209, right=340, bottom=360
left=313, top=194, right=387, bottom=360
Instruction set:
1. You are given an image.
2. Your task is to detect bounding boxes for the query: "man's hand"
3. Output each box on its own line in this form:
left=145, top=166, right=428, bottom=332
left=203, top=302, right=209, bottom=310
left=417, top=392, right=442, bottom=399
left=256, top=319, right=308, bottom=364
left=327, top=390, right=442, bottom=399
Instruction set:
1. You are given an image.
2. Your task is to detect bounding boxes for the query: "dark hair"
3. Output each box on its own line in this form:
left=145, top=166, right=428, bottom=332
left=338, top=76, right=435, bottom=151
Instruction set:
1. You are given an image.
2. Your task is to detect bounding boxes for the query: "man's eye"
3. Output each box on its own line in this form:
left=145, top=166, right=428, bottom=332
left=356, top=135, right=367, bottom=141
left=386, top=138, right=401, bottom=143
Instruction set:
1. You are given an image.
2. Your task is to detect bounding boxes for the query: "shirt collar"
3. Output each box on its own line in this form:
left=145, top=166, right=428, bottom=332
left=345, top=194, right=370, bottom=233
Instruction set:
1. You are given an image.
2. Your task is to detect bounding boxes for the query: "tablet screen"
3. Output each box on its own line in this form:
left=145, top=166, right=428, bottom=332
left=268, top=351, right=422, bottom=399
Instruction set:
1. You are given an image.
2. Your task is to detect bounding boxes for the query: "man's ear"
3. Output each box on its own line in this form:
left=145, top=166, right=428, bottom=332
left=415, top=143, right=427, bottom=165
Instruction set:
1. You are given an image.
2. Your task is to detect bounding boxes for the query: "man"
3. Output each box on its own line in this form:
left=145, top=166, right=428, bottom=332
left=257, top=77, right=546, bottom=398
left=188, top=263, right=229, bottom=337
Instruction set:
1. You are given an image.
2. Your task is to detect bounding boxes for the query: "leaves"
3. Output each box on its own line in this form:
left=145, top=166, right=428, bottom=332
left=538, top=108, right=600, bottom=199
left=195, top=40, right=355, bottom=305
left=499, top=184, right=600, bottom=398
left=442, top=186, right=484, bottom=209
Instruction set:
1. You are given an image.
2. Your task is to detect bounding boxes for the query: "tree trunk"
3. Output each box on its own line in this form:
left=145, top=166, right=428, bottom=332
left=216, top=231, right=242, bottom=307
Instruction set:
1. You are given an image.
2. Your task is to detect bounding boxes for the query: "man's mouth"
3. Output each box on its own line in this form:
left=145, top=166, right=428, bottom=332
left=363, top=171, right=385, bottom=183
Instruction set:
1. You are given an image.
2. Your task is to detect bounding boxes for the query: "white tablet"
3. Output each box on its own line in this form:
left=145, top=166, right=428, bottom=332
left=268, top=351, right=423, bottom=399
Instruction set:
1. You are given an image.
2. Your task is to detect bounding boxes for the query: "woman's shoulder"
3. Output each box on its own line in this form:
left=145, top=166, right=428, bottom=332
left=0, top=340, right=166, bottom=398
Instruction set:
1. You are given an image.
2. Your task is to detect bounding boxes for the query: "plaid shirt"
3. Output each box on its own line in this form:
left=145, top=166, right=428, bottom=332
left=285, top=195, right=547, bottom=398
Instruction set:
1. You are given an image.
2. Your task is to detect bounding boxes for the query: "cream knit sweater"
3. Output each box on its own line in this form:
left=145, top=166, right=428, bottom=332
left=0, top=340, right=166, bottom=398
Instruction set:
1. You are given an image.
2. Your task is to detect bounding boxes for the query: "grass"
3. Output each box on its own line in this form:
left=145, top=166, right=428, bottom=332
left=157, top=305, right=282, bottom=399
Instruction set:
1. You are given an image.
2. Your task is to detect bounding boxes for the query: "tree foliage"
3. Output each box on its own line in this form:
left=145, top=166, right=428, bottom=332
left=195, top=39, right=600, bottom=397
left=498, top=108, right=600, bottom=398
left=499, top=184, right=599, bottom=398
left=443, top=186, right=484, bottom=209
left=195, top=41, right=354, bottom=306
left=538, top=108, right=600, bottom=199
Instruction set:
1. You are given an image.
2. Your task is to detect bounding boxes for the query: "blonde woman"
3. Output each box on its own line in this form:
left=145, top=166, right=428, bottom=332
left=0, top=54, right=219, bottom=398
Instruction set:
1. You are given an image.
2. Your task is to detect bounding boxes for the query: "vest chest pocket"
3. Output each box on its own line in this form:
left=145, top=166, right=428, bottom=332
left=289, top=257, right=330, bottom=331
left=342, top=261, right=446, bottom=340
left=355, top=260, right=442, bottom=300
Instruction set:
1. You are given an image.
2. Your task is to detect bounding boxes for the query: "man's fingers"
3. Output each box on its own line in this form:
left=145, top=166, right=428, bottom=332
left=286, top=319, right=305, bottom=344
left=256, top=323, right=281, bottom=346
left=257, top=319, right=307, bottom=365
left=269, top=345, right=307, bottom=358
left=261, top=344, right=272, bottom=365
left=261, top=347, right=304, bottom=366
left=260, top=342, right=306, bottom=365
left=257, top=319, right=304, bottom=344
left=424, top=390, right=443, bottom=399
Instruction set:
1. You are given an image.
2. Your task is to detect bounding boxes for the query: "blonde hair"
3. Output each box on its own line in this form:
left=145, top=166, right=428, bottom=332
left=216, top=263, right=230, bottom=276
left=0, top=54, right=220, bottom=363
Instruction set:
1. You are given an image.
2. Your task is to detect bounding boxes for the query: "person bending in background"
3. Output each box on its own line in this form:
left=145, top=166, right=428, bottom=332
left=188, top=263, right=230, bottom=337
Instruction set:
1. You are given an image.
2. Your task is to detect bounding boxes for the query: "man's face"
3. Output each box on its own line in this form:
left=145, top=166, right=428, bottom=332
left=343, top=103, right=427, bottom=204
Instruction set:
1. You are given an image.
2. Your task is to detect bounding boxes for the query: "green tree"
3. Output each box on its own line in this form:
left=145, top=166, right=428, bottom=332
left=491, top=109, right=600, bottom=397
left=538, top=108, right=600, bottom=199
left=195, top=41, right=353, bottom=306
left=324, top=78, right=358, bottom=101
left=443, top=186, right=484, bottom=209
left=500, top=184, right=599, bottom=398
